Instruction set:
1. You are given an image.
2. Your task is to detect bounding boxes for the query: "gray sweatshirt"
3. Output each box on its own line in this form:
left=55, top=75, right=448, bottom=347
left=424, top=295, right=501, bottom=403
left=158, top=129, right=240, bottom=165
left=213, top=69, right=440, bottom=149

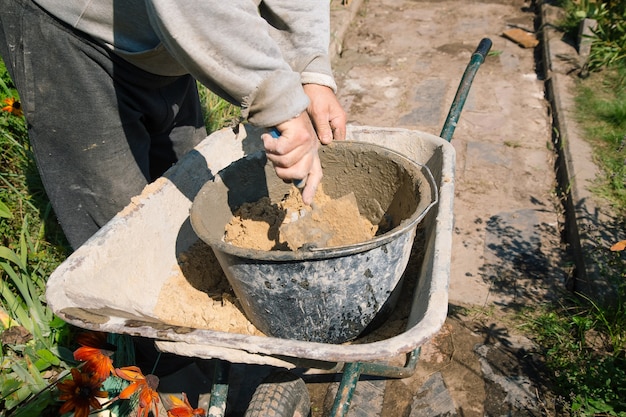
left=33, top=0, right=337, bottom=127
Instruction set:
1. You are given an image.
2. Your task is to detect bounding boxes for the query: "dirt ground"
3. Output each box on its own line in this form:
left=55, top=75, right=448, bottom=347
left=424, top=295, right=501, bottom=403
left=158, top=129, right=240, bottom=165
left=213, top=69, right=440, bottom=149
left=306, top=0, right=571, bottom=415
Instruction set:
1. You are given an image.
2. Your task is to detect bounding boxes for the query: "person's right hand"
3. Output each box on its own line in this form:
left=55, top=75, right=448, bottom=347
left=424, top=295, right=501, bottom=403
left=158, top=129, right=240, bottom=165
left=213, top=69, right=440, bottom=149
left=303, top=84, right=347, bottom=144
left=261, top=113, right=322, bottom=205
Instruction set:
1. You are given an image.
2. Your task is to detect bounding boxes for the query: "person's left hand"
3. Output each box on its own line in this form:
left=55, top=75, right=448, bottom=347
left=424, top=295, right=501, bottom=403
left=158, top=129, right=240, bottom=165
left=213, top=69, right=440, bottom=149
left=303, top=84, right=347, bottom=144
left=262, top=113, right=321, bottom=205
left=262, top=85, right=347, bottom=205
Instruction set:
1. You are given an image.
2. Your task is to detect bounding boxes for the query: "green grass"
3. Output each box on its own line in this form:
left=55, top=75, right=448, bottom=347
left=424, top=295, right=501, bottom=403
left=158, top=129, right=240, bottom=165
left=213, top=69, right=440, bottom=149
left=522, top=288, right=626, bottom=416
left=574, top=65, right=626, bottom=214
left=198, top=84, right=242, bottom=134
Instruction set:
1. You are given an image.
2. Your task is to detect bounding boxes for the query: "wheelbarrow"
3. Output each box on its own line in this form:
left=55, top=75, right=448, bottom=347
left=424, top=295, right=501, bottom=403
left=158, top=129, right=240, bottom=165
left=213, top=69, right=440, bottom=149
left=46, top=38, right=492, bottom=417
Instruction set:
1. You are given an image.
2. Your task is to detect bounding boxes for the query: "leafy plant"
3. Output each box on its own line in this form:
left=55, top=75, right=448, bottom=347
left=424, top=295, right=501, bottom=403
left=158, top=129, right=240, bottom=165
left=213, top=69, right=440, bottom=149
left=0, top=226, right=74, bottom=414
left=557, top=0, right=626, bottom=71
left=0, top=54, right=240, bottom=415
left=0, top=201, right=11, bottom=220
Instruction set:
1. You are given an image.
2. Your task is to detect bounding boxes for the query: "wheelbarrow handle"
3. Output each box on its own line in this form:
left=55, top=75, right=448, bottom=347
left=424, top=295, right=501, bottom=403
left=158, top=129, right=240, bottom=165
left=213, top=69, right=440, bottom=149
left=439, top=37, right=492, bottom=142
left=474, top=37, right=493, bottom=62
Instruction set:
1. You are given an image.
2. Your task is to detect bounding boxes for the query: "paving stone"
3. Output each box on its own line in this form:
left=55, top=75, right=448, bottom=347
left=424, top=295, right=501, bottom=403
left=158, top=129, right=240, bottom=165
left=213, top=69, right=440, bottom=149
left=398, top=79, right=447, bottom=127
left=409, top=372, right=457, bottom=417
left=325, top=379, right=386, bottom=417
left=475, top=343, right=542, bottom=417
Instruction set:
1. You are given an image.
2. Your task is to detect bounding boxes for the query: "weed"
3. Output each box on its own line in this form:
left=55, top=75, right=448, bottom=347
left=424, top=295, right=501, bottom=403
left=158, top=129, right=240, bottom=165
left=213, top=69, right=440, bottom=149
left=503, top=140, right=522, bottom=148
left=525, top=293, right=626, bottom=416
left=527, top=236, right=626, bottom=416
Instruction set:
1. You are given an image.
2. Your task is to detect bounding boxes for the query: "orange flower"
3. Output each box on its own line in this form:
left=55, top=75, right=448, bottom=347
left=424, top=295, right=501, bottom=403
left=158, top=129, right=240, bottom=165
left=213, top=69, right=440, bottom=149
left=611, top=240, right=626, bottom=252
left=73, top=331, right=115, bottom=382
left=1, top=97, right=23, bottom=117
left=167, top=393, right=206, bottom=417
left=115, top=366, right=161, bottom=417
left=57, top=368, right=108, bottom=417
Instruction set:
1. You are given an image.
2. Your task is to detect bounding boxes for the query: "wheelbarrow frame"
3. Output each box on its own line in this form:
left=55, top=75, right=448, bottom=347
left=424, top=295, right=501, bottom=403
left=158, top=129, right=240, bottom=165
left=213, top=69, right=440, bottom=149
left=46, top=39, right=491, bottom=417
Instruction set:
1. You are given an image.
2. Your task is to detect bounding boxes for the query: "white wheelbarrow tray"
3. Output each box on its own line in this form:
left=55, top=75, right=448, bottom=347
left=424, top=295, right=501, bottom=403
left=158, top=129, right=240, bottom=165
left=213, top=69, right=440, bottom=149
left=45, top=124, right=455, bottom=369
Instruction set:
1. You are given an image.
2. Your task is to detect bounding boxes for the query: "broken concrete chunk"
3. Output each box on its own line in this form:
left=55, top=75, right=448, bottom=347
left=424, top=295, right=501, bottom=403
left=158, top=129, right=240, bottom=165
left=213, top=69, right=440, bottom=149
left=503, top=28, right=539, bottom=48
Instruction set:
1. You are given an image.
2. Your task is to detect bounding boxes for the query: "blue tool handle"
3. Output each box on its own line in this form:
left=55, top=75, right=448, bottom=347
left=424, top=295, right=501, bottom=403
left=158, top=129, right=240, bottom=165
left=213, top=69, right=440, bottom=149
left=269, top=128, right=306, bottom=189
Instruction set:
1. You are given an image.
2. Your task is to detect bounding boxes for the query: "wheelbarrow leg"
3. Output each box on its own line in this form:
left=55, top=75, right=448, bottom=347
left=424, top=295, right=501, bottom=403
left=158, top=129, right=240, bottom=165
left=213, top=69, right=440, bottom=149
left=329, top=362, right=363, bottom=417
left=329, top=348, right=421, bottom=417
left=207, top=360, right=230, bottom=417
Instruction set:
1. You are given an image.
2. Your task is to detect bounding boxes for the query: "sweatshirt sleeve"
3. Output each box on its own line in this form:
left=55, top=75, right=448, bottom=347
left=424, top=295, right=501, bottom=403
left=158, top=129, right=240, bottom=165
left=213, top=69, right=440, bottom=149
left=260, top=1, right=337, bottom=91
left=145, top=0, right=334, bottom=127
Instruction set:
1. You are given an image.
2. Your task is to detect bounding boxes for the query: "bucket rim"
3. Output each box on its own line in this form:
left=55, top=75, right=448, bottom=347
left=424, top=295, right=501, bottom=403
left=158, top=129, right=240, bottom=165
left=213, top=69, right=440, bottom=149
left=192, top=141, right=439, bottom=261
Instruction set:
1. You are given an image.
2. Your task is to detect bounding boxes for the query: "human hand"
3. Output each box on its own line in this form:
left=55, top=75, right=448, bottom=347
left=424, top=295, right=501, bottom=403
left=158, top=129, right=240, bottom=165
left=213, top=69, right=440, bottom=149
left=262, top=113, right=321, bottom=205
left=303, top=84, right=347, bottom=144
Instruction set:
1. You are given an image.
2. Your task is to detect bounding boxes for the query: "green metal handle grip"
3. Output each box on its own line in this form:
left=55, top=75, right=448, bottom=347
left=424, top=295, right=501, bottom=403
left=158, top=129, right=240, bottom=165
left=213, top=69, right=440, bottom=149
left=474, top=37, right=493, bottom=61
left=439, top=37, right=492, bottom=142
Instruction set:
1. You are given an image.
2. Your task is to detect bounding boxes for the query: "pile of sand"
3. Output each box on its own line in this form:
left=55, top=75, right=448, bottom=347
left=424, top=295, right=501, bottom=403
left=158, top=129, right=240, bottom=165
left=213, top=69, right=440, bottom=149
left=224, top=184, right=377, bottom=250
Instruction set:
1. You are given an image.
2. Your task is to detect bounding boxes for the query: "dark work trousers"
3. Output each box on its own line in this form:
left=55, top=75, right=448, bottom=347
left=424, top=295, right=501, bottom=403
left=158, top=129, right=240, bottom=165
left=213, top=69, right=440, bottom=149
left=0, top=0, right=207, bottom=249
